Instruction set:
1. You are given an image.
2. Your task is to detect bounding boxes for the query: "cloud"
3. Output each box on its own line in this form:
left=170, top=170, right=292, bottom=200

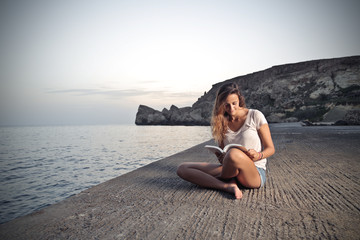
left=45, top=88, right=203, bottom=107
left=46, top=88, right=157, bottom=97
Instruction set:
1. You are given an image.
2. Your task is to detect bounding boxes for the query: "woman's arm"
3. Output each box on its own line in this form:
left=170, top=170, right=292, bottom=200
left=258, top=123, right=275, bottom=159
left=247, top=123, right=275, bottom=161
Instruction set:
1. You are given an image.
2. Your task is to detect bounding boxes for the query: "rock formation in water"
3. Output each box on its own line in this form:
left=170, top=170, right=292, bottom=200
left=135, top=56, right=360, bottom=125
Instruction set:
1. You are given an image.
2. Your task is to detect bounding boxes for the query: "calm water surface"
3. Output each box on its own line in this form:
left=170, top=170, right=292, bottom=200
left=0, top=125, right=212, bottom=223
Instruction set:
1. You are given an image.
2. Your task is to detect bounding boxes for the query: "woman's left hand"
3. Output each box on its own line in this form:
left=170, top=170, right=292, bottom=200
left=246, top=149, right=260, bottom=161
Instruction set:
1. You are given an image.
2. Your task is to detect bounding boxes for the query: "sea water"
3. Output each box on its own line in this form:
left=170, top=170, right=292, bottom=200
left=0, top=125, right=212, bottom=224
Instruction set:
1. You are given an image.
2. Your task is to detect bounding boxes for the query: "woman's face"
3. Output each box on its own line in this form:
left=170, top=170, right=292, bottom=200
left=224, top=93, right=240, bottom=117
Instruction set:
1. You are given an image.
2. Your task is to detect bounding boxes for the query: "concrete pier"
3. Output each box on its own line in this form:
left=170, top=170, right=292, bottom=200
left=1, top=124, right=359, bottom=239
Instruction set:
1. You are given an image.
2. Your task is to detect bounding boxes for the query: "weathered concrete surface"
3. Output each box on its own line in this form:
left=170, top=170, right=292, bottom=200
left=1, top=124, right=360, bottom=239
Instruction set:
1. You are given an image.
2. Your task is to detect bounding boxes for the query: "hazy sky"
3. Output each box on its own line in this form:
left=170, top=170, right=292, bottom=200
left=1, top=0, right=359, bottom=126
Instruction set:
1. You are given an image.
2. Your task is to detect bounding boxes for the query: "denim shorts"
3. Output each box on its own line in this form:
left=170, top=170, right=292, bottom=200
left=256, top=167, right=266, bottom=188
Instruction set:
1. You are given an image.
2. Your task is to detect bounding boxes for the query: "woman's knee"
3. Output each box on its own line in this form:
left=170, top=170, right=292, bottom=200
left=177, top=163, right=189, bottom=178
left=224, top=149, right=249, bottom=167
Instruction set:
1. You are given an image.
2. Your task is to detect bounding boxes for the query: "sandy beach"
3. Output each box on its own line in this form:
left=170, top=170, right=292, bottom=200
left=0, top=123, right=359, bottom=239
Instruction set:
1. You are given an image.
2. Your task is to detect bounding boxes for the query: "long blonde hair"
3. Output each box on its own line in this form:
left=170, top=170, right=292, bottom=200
left=211, top=82, right=245, bottom=145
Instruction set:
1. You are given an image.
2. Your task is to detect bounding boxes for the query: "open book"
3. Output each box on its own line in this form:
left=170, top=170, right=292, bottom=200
left=205, top=144, right=248, bottom=155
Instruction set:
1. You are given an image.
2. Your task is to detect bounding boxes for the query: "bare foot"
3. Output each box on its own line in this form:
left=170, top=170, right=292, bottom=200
left=226, top=182, right=242, bottom=199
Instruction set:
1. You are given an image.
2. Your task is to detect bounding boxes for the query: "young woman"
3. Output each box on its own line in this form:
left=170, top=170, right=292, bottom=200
left=177, top=82, right=275, bottom=199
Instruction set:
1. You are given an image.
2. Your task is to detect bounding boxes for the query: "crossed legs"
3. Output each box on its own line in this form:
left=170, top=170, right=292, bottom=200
left=177, top=148, right=261, bottom=199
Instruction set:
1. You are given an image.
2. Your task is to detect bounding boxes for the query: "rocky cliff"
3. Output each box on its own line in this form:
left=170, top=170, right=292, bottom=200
left=135, top=56, right=360, bottom=125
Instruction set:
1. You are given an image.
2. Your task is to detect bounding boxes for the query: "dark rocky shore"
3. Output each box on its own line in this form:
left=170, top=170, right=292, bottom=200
left=1, top=124, right=359, bottom=239
left=136, top=56, right=360, bottom=126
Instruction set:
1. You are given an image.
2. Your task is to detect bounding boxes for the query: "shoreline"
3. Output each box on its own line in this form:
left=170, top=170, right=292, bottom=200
left=1, top=124, right=360, bottom=239
left=0, top=124, right=211, bottom=224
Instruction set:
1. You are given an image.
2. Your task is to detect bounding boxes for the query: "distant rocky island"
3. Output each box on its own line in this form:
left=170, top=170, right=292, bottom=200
left=135, top=56, right=360, bottom=126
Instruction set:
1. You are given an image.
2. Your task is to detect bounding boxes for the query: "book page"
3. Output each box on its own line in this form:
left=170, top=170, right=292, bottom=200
left=224, top=144, right=248, bottom=153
